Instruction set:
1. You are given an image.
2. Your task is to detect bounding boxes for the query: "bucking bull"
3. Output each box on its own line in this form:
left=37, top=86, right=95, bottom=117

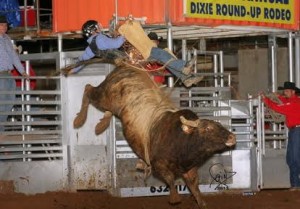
left=73, top=64, right=236, bottom=208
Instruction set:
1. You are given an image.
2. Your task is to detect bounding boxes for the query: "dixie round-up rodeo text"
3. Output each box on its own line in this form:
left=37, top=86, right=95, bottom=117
left=190, top=1, right=292, bottom=21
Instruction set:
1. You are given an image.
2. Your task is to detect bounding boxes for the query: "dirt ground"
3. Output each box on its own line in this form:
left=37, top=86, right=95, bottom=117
left=0, top=189, right=299, bottom=209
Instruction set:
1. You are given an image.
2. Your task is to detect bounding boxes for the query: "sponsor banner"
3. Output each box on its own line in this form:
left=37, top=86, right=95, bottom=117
left=185, top=0, right=299, bottom=29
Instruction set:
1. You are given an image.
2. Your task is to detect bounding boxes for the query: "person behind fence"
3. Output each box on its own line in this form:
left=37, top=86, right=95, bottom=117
left=261, top=81, right=300, bottom=190
left=0, top=15, right=29, bottom=132
left=68, top=20, right=202, bottom=87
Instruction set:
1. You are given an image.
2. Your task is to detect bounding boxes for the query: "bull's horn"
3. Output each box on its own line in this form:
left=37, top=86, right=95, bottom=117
left=180, top=116, right=200, bottom=128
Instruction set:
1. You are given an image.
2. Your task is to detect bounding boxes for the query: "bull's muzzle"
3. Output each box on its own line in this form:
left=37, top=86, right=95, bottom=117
left=225, top=134, right=236, bottom=147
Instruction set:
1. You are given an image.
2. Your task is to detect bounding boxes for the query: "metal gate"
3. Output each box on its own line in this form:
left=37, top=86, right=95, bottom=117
left=255, top=96, right=290, bottom=189
left=0, top=52, right=115, bottom=194
left=0, top=52, right=65, bottom=194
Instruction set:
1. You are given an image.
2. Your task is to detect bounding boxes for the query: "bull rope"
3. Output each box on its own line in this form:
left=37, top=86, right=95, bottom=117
left=118, top=58, right=181, bottom=96
left=119, top=57, right=175, bottom=73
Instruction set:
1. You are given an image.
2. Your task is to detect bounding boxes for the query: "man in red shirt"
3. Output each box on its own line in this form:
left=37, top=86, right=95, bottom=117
left=261, top=81, right=300, bottom=190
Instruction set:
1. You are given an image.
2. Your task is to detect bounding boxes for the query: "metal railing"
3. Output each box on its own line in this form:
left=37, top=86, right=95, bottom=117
left=0, top=62, right=62, bottom=161
left=17, top=0, right=52, bottom=31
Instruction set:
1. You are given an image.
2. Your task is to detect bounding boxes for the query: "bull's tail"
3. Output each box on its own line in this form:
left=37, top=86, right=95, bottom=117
left=95, top=111, right=113, bottom=135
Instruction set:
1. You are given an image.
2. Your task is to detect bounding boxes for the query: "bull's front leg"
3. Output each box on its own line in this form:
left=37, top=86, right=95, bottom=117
left=168, top=181, right=181, bottom=205
left=182, top=167, right=207, bottom=209
left=73, top=84, right=94, bottom=128
left=152, top=161, right=181, bottom=205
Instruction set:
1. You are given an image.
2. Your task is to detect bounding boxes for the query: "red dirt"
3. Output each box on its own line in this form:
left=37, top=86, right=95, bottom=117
left=0, top=189, right=299, bottom=209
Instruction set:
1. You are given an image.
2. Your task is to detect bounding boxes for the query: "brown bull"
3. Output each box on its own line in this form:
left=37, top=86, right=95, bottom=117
left=73, top=64, right=236, bottom=208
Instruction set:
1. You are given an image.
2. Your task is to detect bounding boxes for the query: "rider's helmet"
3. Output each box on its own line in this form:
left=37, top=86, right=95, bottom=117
left=82, top=20, right=99, bottom=38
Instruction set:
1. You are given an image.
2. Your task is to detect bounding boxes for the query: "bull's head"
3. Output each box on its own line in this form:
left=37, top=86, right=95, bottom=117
left=180, top=116, right=236, bottom=147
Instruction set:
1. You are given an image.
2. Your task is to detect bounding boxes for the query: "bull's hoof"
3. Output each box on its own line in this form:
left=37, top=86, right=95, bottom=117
left=135, top=159, right=147, bottom=171
left=143, top=166, right=152, bottom=179
left=73, top=113, right=86, bottom=128
left=169, top=195, right=182, bottom=205
left=199, top=201, right=207, bottom=209
left=169, top=199, right=181, bottom=205
left=95, top=111, right=113, bottom=135
left=95, top=122, right=106, bottom=135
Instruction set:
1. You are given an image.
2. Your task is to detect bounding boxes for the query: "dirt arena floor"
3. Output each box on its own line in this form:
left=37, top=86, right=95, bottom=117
left=0, top=189, right=300, bottom=209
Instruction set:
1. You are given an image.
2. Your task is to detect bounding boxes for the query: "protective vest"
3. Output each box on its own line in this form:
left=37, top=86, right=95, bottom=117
left=89, top=36, right=102, bottom=57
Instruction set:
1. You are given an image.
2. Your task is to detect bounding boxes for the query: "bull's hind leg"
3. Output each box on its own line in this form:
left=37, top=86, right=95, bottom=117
left=95, top=111, right=113, bottom=135
left=73, top=84, right=94, bottom=128
left=182, top=168, right=207, bottom=209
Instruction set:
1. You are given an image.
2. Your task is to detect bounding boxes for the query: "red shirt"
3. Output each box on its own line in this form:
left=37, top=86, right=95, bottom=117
left=11, top=63, right=37, bottom=90
left=145, top=63, right=167, bottom=84
left=263, top=95, right=300, bottom=128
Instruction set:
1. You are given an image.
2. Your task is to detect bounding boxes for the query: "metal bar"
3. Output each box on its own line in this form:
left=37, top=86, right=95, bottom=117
left=1, top=130, right=61, bottom=135
left=271, top=45, right=277, bottom=92
left=1, top=121, right=61, bottom=126
left=0, top=110, right=60, bottom=116
left=0, top=90, right=60, bottom=95
left=24, top=0, right=28, bottom=31
left=114, top=0, right=118, bottom=25
left=0, top=139, right=62, bottom=145
left=58, top=34, right=63, bottom=52
left=20, top=52, right=59, bottom=60
left=0, top=153, right=63, bottom=160
left=1, top=146, right=62, bottom=152
left=256, top=103, right=263, bottom=188
left=268, top=35, right=277, bottom=92
left=0, top=101, right=61, bottom=105
left=288, top=32, right=294, bottom=81
left=261, top=100, right=265, bottom=156
left=295, top=35, right=300, bottom=87
left=193, top=48, right=197, bottom=73
left=182, top=39, right=187, bottom=61
left=219, top=51, right=224, bottom=87
left=167, top=21, right=174, bottom=87
left=213, top=54, right=218, bottom=87
left=36, top=0, right=40, bottom=32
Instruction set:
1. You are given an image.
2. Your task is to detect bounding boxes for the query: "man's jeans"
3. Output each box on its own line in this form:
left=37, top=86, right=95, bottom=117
left=0, top=74, right=16, bottom=132
left=287, top=127, right=300, bottom=187
left=149, top=47, right=189, bottom=81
